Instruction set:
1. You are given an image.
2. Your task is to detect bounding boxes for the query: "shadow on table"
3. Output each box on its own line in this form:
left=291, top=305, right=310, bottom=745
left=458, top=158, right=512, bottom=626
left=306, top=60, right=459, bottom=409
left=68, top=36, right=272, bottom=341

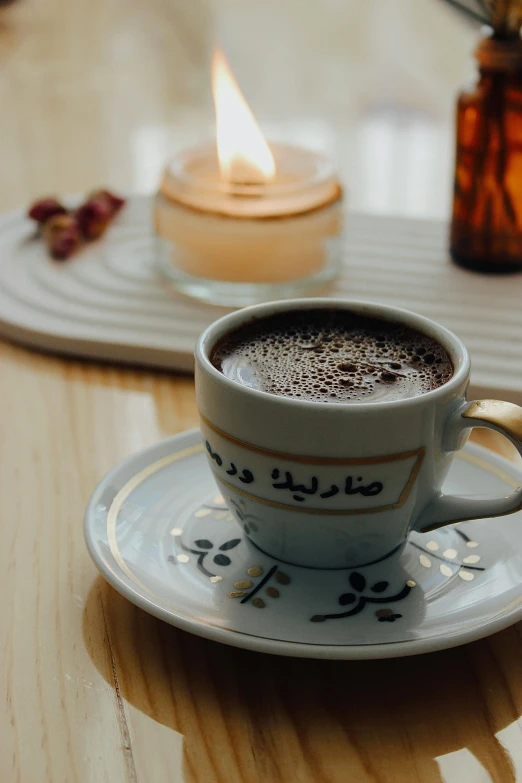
left=84, top=576, right=521, bottom=783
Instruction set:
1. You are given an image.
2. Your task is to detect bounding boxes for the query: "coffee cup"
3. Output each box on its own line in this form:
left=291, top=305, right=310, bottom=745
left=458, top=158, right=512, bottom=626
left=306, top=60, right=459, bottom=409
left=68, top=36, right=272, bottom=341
left=195, top=298, right=522, bottom=568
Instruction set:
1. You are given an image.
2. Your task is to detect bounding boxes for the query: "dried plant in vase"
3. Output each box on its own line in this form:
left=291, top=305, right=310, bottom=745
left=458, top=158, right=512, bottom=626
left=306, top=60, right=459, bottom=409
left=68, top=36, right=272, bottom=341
left=444, top=0, right=522, bottom=272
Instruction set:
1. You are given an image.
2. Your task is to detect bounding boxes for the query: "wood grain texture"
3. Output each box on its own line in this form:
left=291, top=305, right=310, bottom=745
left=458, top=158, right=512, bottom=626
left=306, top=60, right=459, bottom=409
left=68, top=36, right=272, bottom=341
left=2, top=328, right=522, bottom=783
left=1, top=0, right=522, bottom=781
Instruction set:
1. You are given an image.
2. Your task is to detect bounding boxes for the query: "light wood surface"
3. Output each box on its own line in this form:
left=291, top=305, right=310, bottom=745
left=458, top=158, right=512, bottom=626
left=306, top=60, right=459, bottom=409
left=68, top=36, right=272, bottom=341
left=2, top=1, right=522, bottom=782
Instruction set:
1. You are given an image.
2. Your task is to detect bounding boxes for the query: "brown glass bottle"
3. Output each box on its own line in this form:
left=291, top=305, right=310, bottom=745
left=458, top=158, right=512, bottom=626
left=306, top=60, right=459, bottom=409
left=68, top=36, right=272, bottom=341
left=450, top=36, right=522, bottom=273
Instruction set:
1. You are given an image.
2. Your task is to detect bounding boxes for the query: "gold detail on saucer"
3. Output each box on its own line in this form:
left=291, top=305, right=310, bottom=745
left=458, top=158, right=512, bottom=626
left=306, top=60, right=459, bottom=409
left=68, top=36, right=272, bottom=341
left=229, top=591, right=246, bottom=598
left=376, top=609, right=394, bottom=618
left=457, top=448, right=519, bottom=490
left=248, top=566, right=263, bottom=577
left=426, top=541, right=439, bottom=552
left=459, top=570, right=475, bottom=581
left=466, top=541, right=480, bottom=549
left=210, top=576, right=223, bottom=583
left=213, top=494, right=224, bottom=505
left=266, top=586, right=280, bottom=598
left=216, top=511, right=229, bottom=520
left=170, top=527, right=183, bottom=536
left=252, top=598, right=266, bottom=608
left=195, top=508, right=212, bottom=518
left=234, top=580, right=253, bottom=589
left=419, top=555, right=431, bottom=568
left=440, top=564, right=453, bottom=577
left=463, top=554, right=481, bottom=564
left=106, top=444, right=203, bottom=597
left=443, top=548, right=458, bottom=559
left=406, top=580, right=417, bottom=587
left=276, top=571, right=291, bottom=585
left=425, top=448, right=520, bottom=529
left=176, top=554, right=190, bottom=563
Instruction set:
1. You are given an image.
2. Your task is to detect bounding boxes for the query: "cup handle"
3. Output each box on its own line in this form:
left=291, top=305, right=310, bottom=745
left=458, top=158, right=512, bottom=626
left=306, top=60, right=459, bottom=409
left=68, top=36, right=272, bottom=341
left=416, top=399, right=522, bottom=533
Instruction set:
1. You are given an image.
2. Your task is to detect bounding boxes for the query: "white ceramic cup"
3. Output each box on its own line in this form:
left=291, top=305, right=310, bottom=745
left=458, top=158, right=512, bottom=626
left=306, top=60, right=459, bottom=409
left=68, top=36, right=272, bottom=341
left=195, top=298, right=522, bottom=568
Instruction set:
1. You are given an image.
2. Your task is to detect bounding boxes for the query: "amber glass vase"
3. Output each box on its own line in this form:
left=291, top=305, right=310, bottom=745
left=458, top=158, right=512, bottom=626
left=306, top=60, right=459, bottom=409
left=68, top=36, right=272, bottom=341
left=450, top=36, right=522, bottom=273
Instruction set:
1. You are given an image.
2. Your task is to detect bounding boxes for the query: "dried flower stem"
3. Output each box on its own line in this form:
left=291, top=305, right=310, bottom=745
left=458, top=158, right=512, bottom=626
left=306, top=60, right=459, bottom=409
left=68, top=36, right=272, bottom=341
left=443, top=0, right=490, bottom=24
left=443, top=0, right=522, bottom=35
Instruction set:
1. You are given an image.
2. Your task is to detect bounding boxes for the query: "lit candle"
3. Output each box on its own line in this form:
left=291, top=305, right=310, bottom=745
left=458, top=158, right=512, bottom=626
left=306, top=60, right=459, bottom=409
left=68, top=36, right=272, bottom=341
left=154, top=48, right=343, bottom=306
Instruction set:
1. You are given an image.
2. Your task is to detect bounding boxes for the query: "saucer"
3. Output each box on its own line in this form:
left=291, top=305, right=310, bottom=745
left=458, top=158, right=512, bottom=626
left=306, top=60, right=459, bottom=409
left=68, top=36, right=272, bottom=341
left=85, top=429, right=522, bottom=659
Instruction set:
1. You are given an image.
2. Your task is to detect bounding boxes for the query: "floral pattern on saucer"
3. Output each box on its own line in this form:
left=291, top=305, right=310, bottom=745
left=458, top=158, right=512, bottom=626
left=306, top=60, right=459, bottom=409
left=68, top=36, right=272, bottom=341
left=166, top=494, right=483, bottom=627
left=85, top=430, right=522, bottom=658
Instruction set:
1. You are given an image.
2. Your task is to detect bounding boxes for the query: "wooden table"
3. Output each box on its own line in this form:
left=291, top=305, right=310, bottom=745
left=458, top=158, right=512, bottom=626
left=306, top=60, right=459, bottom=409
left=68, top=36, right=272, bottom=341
left=2, top=1, right=522, bottom=781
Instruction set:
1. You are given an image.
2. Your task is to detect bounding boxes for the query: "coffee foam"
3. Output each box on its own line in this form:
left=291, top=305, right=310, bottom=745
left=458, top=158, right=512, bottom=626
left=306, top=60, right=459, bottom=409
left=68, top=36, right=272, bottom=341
left=211, top=310, right=453, bottom=403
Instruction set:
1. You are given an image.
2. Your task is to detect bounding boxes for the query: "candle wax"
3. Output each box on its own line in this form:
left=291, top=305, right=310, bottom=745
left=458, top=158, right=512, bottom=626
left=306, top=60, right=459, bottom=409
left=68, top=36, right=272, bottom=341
left=154, top=193, right=343, bottom=284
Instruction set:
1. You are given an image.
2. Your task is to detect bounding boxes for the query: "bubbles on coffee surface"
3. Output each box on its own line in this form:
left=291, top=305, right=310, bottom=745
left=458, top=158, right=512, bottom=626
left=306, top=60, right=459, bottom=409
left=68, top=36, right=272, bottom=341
left=211, top=310, right=453, bottom=403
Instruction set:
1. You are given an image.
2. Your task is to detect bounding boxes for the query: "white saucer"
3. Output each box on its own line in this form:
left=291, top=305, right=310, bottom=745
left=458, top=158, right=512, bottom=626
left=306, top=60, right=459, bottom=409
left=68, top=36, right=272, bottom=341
left=85, top=429, right=522, bottom=659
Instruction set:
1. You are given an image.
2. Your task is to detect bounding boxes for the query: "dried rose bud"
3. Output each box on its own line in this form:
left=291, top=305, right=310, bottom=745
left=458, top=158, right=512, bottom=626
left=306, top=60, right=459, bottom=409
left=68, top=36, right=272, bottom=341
left=43, top=213, right=77, bottom=237
left=28, top=198, right=67, bottom=224
left=103, top=190, right=126, bottom=213
left=87, top=188, right=126, bottom=216
left=50, top=230, right=81, bottom=260
left=43, top=214, right=80, bottom=260
left=76, top=198, right=112, bottom=240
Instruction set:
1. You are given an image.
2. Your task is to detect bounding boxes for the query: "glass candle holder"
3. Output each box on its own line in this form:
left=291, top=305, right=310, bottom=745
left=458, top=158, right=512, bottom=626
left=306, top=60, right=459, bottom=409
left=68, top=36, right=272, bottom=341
left=154, top=143, right=343, bottom=306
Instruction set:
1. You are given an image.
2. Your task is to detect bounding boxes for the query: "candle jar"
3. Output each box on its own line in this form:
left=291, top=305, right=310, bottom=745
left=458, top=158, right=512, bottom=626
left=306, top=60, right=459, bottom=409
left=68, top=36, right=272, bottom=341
left=154, top=143, right=343, bottom=306
left=450, top=35, right=522, bottom=273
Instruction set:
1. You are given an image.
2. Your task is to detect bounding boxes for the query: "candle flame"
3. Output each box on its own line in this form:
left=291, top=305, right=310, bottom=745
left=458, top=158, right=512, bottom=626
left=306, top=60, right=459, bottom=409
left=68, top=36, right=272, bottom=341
left=212, top=48, right=275, bottom=183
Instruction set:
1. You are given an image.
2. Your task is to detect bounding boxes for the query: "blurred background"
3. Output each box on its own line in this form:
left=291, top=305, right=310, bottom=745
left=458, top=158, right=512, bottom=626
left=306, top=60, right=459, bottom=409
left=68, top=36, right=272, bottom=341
left=0, top=0, right=478, bottom=218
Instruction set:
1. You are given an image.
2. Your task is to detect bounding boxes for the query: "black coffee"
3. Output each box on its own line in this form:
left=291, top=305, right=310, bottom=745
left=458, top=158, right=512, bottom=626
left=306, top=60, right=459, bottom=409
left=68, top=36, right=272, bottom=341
left=211, top=309, right=453, bottom=403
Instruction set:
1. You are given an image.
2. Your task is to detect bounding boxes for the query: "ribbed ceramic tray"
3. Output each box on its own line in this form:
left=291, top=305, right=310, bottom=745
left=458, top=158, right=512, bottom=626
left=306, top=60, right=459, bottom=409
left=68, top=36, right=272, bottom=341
left=0, top=195, right=521, bottom=401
